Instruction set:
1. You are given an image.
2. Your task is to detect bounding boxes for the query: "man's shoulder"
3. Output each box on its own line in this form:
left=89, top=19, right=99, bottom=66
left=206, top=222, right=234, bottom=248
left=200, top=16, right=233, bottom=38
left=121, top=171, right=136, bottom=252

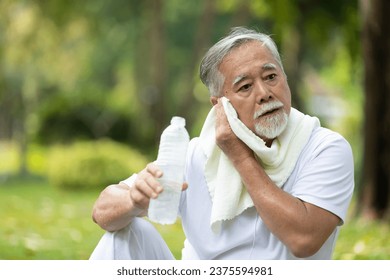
left=310, top=126, right=350, bottom=147
left=188, top=137, right=201, bottom=154
left=186, top=137, right=204, bottom=163
left=303, top=126, right=353, bottom=161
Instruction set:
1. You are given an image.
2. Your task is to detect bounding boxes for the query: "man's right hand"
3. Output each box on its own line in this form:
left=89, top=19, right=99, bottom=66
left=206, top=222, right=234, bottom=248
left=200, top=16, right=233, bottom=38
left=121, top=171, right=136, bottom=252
left=130, top=163, right=164, bottom=211
left=92, top=162, right=187, bottom=232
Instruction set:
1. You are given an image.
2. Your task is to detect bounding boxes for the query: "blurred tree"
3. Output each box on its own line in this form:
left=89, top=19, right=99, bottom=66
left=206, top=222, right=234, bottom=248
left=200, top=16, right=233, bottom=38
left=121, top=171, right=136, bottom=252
left=267, top=0, right=360, bottom=112
left=0, top=0, right=361, bottom=175
left=360, top=0, right=390, bottom=219
left=0, top=0, right=54, bottom=175
left=177, top=0, right=216, bottom=124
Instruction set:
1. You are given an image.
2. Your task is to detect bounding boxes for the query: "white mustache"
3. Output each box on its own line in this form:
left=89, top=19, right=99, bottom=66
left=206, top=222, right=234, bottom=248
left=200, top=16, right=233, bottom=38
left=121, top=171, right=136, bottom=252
left=253, top=101, right=284, bottom=119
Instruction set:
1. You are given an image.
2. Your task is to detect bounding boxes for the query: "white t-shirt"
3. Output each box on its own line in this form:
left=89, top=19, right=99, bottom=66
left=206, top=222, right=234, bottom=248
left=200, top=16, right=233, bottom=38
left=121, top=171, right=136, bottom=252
left=179, top=127, right=354, bottom=259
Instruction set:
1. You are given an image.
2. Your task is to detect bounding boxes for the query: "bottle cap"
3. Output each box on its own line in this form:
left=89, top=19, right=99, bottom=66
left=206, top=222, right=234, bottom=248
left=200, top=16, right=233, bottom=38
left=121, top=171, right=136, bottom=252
left=171, top=116, right=185, bottom=126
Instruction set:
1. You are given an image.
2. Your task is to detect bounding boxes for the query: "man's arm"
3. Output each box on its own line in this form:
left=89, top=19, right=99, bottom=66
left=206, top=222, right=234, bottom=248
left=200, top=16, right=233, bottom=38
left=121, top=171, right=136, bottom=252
left=92, top=163, right=188, bottom=232
left=214, top=101, right=340, bottom=258
left=92, top=183, right=142, bottom=232
left=92, top=163, right=164, bottom=232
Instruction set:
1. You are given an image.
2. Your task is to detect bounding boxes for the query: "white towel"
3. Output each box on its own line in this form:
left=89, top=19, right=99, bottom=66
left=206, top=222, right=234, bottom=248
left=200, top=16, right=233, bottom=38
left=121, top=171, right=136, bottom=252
left=198, top=97, right=320, bottom=232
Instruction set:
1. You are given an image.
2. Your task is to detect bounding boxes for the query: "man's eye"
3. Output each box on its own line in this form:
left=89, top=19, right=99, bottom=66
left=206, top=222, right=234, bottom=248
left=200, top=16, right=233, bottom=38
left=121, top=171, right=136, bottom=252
left=239, top=84, right=252, bottom=91
left=266, top=74, right=277, bottom=80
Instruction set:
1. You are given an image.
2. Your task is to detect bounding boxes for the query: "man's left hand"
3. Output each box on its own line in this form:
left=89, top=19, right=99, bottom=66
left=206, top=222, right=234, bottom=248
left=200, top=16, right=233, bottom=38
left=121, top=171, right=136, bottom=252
left=214, top=99, right=254, bottom=165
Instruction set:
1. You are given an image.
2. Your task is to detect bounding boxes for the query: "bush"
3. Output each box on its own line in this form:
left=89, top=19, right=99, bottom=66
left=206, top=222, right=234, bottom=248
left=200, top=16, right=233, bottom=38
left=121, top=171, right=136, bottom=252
left=47, top=139, right=149, bottom=191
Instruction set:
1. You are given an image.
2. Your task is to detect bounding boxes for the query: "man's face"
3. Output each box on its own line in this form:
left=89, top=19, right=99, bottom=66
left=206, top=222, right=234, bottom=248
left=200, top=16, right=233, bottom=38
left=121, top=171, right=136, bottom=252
left=216, top=40, right=292, bottom=143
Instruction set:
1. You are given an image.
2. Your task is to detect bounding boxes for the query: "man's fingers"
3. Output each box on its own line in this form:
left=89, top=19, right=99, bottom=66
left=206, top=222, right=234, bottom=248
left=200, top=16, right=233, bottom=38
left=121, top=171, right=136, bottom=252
left=135, top=163, right=187, bottom=206
left=136, top=167, right=164, bottom=194
left=135, top=178, right=160, bottom=199
left=146, top=162, right=163, bottom=178
left=214, top=99, right=225, bottom=121
left=130, top=188, right=150, bottom=209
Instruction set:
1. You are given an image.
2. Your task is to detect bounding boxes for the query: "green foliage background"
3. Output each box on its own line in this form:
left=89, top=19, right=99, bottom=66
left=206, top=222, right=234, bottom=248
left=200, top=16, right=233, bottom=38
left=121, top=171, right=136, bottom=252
left=47, top=139, right=148, bottom=191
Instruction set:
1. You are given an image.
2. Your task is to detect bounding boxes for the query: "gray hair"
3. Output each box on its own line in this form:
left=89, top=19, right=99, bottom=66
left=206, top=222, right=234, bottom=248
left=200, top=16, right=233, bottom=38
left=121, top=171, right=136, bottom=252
left=199, top=27, right=285, bottom=97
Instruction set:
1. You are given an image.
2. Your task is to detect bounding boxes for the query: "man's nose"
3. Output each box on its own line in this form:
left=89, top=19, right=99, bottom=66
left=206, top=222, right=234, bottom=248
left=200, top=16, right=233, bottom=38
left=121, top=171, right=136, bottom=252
left=255, top=82, right=273, bottom=104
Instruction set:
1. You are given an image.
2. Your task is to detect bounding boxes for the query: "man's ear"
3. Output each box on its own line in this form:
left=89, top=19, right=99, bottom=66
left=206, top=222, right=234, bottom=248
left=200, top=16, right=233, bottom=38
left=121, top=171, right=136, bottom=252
left=210, top=96, right=218, bottom=106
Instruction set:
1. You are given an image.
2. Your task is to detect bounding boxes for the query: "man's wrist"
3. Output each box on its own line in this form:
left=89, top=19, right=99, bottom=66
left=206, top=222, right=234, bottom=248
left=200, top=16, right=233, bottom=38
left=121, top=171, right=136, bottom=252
left=231, top=152, right=256, bottom=169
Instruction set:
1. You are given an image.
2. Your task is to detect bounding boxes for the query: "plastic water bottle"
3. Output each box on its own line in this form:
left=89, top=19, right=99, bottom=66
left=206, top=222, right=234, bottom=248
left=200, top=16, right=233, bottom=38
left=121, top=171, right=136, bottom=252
left=148, top=116, right=190, bottom=224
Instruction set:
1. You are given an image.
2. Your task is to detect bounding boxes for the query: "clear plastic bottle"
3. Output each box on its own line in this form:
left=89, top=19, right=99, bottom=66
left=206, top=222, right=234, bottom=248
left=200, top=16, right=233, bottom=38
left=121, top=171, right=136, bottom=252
left=148, top=116, right=190, bottom=224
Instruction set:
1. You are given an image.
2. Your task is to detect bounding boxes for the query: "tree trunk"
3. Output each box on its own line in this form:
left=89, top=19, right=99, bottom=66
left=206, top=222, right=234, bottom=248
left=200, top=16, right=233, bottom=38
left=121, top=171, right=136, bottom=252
left=280, top=24, right=305, bottom=112
left=178, top=0, right=216, bottom=123
left=360, top=0, right=390, bottom=219
left=133, top=0, right=167, bottom=145
left=148, top=0, right=167, bottom=138
left=14, top=90, right=29, bottom=177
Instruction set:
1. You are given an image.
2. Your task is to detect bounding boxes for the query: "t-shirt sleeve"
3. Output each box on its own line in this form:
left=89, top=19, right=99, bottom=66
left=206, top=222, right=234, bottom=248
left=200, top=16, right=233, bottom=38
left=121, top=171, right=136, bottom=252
left=120, top=174, right=138, bottom=188
left=291, top=130, right=355, bottom=224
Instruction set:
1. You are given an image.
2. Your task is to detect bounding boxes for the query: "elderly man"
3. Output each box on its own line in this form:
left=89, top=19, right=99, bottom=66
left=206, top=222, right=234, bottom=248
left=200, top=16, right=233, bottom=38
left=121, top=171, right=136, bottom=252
left=90, top=27, right=354, bottom=260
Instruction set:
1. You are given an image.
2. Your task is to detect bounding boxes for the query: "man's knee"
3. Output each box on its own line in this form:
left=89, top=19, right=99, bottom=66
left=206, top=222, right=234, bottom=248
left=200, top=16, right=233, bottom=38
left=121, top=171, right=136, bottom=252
left=128, top=218, right=159, bottom=237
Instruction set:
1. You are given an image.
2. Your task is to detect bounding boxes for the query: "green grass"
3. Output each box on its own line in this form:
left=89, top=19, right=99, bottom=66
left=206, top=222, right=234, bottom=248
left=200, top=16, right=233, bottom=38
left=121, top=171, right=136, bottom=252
left=0, top=176, right=389, bottom=260
left=0, top=176, right=103, bottom=259
left=0, top=176, right=185, bottom=260
left=0, top=140, right=186, bottom=260
left=334, top=218, right=390, bottom=260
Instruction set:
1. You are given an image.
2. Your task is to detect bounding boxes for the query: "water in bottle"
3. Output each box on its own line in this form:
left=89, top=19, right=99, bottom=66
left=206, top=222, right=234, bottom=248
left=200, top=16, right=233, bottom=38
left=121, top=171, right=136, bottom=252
left=148, top=116, right=190, bottom=224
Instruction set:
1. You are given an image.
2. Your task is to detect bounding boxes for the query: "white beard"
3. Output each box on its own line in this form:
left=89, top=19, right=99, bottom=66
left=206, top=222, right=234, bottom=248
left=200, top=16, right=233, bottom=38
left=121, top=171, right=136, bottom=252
left=254, top=108, right=289, bottom=140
